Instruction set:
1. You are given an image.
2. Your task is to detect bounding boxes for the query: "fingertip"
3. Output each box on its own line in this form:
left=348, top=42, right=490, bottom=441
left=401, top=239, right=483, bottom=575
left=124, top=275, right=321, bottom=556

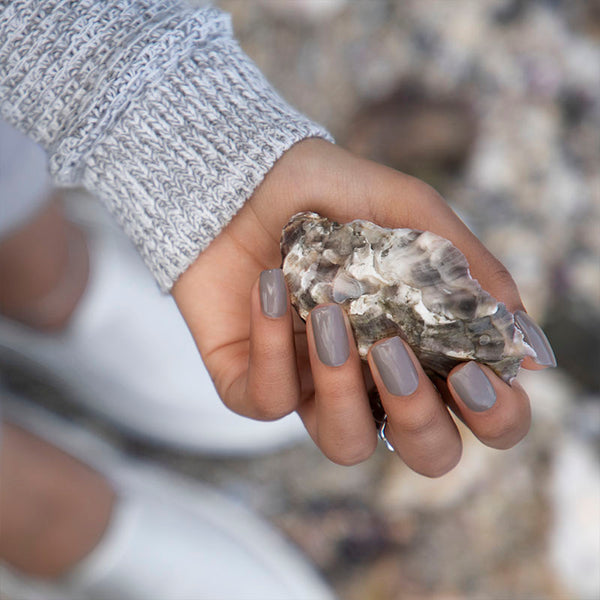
left=520, top=356, right=546, bottom=371
left=418, top=441, right=463, bottom=478
left=319, top=432, right=378, bottom=466
left=448, top=362, right=531, bottom=450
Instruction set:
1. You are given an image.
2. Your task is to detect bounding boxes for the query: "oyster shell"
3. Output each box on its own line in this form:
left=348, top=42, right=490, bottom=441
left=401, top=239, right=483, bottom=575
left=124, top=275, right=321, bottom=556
left=281, top=212, right=533, bottom=382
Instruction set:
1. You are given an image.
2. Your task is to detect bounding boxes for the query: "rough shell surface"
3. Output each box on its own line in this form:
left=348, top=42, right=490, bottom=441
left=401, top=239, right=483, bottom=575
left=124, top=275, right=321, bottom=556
left=281, top=212, right=534, bottom=382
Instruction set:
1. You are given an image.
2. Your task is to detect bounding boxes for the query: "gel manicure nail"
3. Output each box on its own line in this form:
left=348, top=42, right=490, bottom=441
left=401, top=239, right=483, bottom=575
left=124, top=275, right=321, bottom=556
left=311, top=304, right=350, bottom=367
left=371, top=337, right=419, bottom=396
left=515, top=310, right=557, bottom=368
left=259, top=269, right=287, bottom=318
left=449, top=362, right=496, bottom=412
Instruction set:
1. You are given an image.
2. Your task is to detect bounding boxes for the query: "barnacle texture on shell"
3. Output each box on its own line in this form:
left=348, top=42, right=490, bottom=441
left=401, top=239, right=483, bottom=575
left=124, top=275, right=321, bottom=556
left=281, top=212, right=533, bottom=382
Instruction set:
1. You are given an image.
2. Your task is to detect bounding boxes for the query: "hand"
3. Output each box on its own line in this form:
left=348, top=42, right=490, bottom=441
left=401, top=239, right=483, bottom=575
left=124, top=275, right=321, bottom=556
left=172, top=138, right=550, bottom=476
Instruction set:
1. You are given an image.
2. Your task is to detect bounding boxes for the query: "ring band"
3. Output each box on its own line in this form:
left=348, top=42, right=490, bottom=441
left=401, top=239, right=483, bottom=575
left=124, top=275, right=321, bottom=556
left=378, top=415, right=395, bottom=452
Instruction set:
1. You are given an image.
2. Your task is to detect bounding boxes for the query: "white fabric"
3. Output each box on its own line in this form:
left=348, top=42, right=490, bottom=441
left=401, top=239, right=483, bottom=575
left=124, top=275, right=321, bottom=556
left=0, top=120, right=51, bottom=238
left=0, top=395, right=335, bottom=600
left=0, top=192, right=309, bottom=453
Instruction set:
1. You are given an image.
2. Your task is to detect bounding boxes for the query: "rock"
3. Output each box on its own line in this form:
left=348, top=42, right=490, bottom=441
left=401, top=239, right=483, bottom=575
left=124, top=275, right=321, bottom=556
left=281, top=211, right=533, bottom=381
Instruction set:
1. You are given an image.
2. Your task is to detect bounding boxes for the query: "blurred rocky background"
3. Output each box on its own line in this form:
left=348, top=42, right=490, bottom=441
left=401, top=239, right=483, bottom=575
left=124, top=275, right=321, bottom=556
left=2, top=1, right=599, bottom=599
left=205, top=1, right=600, bottom=597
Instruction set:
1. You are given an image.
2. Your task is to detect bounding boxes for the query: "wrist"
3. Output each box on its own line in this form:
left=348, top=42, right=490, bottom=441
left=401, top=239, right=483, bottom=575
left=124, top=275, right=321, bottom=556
left=247, top=138, right=356, bottom=227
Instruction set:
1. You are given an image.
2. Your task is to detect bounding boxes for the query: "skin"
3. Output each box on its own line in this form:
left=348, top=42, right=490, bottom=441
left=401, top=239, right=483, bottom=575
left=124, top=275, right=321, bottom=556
left=0, top=423, right=115, bottom=577
left=0, top=196, right=89, bottom=331
left=0, top=136, right=543, bottom=577
left=173, top=138, right=543, bottom=477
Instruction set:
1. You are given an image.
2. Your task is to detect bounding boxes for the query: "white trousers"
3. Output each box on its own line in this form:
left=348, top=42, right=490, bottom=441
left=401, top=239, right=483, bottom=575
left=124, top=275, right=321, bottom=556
left=0, top=121, right=52, bottom=239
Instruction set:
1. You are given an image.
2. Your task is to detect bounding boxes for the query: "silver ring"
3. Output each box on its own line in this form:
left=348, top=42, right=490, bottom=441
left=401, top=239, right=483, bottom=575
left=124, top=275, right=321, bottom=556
left=378, top=415, right=395, bottom=452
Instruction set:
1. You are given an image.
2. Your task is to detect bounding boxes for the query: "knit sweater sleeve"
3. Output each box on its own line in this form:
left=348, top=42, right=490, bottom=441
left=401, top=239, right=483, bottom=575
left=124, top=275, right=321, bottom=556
left=0, top=0, right=332, bottom=291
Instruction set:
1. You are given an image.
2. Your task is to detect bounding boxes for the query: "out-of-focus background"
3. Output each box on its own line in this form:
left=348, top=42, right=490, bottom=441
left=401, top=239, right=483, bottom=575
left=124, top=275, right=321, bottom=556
left=3, top=1, right=599, bottom=599
left=207, top=2, right=600, bottom=596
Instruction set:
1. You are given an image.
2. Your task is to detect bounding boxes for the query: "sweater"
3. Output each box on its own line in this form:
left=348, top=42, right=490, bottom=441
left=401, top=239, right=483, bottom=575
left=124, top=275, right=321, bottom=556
left=0, top=0, right=332, bottom=291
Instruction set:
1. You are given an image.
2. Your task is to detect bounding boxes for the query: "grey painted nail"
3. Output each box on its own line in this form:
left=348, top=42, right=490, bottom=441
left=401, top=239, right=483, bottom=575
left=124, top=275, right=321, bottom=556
left=259, top=269, right=287, bottom=318
left=371, top=337, right=419, bottom=396
left=311, top=304, right=350, bottom=367
left=449, top=362, right=497, bottom=412
left=515, top=310, right=557, bottom=368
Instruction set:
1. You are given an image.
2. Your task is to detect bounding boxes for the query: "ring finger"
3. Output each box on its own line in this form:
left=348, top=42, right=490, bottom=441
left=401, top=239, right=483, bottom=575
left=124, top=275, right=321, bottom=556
left=368, top=336, right=463, bottom=477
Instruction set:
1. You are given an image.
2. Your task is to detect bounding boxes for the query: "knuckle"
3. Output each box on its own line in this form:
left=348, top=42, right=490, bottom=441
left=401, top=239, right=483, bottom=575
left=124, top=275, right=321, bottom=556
left=395, top=408, right=439, bottom=437
left=401, top=174, right=443, bottom=203
left=416, top=181, right=445, bottom=205
left=369, top=175, right=444, bottom=225
left=324, top=383, right=365, bottom=407
left=253, top=337, right=290, bottom=365
left=489, top=265, right=518, bottom=296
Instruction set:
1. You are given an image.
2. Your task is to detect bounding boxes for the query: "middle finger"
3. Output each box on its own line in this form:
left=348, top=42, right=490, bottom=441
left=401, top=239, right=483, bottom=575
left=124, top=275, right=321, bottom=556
left=368, top=336, right=463, bottom=477
left=305, top=304, right=377, bottom=465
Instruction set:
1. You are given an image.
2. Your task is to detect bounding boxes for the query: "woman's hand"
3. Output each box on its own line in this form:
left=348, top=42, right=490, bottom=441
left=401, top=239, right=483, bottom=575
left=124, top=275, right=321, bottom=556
left=172, top=138, right=553, bottom=476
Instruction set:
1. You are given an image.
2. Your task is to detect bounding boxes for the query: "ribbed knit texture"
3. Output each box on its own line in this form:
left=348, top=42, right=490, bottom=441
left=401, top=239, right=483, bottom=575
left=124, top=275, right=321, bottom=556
left=0, top=0, right=332, bottom=290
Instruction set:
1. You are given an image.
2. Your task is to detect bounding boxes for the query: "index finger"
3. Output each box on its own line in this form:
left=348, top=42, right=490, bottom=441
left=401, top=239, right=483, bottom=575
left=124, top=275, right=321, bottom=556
left=345, top=162, right=556, bottom=370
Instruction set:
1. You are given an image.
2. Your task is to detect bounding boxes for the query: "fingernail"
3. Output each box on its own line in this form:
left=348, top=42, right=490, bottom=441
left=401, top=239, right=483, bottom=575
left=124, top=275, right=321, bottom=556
left=449, top=362, right=496, bottom=412
left=259, top=269, right=287, bottom=318
left=514, top=310, right=557, bottom=368
left=371, top=337, right=419, bottom=396
left=311, top=304, right=350, bottom=367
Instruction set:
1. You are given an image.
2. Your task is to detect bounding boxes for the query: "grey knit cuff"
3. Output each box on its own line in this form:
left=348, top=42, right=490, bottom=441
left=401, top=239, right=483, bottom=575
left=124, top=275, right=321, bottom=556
left=83, top=30, right=332, bottom=291
left=0, top=2, right=332, bottom=291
